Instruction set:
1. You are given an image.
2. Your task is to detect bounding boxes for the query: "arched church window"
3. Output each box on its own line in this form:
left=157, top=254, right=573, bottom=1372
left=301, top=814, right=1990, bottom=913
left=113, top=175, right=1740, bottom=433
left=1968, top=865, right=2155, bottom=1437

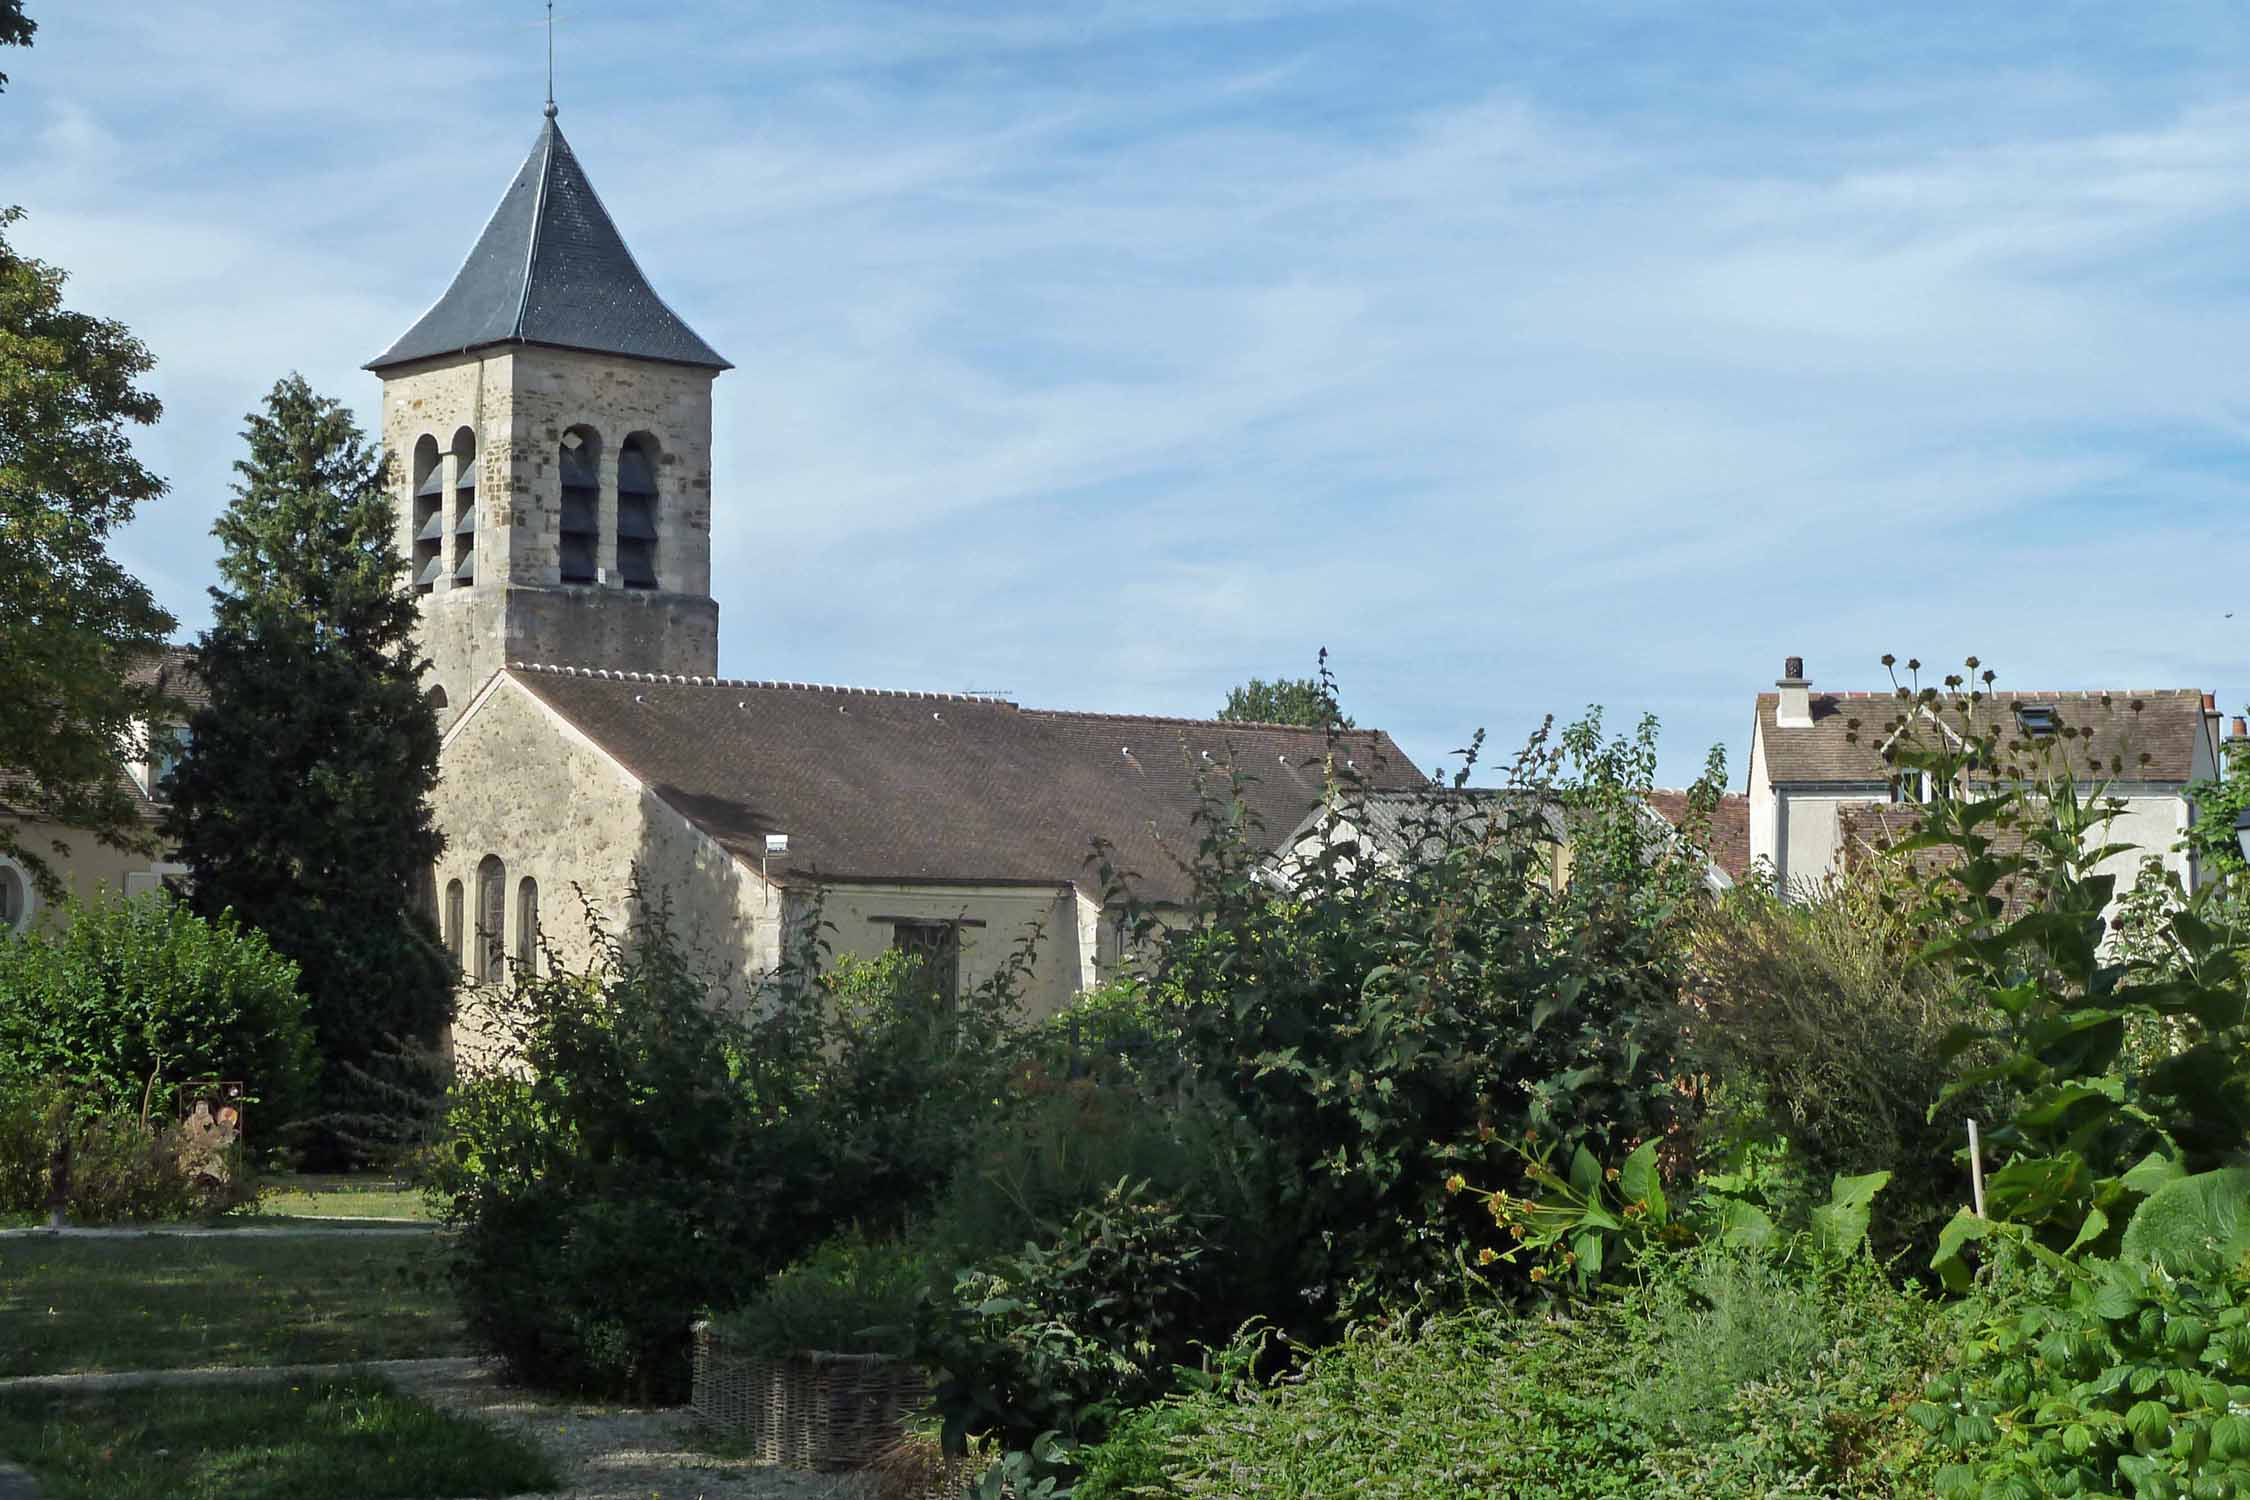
left=616, top=433, right=659, bottom=590
left=429, top=686, right=448, bottom=714
left=515, top=877, right=540, bottom=972
left=475, top=856, right=506, bottom=984
left=451, top=427, right=478, bottom=586
left=411, top=435, right=443, bottom=594
left=559, top=426, right=601, bottom=585
left=444, top=879, right=465, bottom=971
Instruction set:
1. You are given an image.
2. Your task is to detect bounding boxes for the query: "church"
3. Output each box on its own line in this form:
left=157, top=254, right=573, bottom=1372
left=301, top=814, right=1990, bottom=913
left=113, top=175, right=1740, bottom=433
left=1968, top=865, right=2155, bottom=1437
left=368, top=107, right=1423, bottom=1014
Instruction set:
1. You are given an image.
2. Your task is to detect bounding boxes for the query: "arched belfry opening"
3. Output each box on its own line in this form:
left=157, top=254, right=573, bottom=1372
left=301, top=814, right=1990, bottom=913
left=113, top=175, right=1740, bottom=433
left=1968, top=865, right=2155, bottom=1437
left=411, top=435, right=443, bottom=593
left=559, top=425, right=601, bottom=585
left=451, top=427, right=478, bottom=586
left=616, top=433, right=659, bottom=590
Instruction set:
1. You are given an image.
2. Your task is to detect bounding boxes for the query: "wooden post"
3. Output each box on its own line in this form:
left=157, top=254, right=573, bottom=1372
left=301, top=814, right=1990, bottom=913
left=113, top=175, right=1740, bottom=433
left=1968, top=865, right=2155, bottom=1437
left=1967, top=1117, right=1987, bottom=1219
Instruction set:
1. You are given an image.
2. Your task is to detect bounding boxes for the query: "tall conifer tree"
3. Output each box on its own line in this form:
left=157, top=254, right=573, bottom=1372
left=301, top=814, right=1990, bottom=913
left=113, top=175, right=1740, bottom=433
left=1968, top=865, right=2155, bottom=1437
left=163, top=375, right=450, bottom=1164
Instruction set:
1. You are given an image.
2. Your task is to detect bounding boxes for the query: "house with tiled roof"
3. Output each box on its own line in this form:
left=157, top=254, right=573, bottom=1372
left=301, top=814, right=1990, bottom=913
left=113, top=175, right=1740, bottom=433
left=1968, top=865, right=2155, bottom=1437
left=376, top=109, right=1426, bottom=1020
left=0, top=647, right=199, bottom=933
left=1746, top=656, right=2225, bottom=902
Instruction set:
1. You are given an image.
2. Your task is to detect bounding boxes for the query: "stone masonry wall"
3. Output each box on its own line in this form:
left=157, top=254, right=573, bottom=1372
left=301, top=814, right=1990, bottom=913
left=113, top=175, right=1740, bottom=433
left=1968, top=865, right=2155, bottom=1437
left=379, top=347, right=720, bottom=726
left=435, top=676, right=783, bottom=1053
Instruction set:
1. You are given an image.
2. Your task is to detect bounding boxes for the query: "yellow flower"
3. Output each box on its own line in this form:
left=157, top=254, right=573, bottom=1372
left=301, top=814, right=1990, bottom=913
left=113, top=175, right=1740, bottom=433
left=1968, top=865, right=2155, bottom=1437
left=1604, top=1167, right=1620, bottom=1182
left=1444, top=1173, right=1467, bottom=1196
left=1529, top=1266, right=1547, bottom=1282
left=1476, top=1247, right=1499, bottom=1265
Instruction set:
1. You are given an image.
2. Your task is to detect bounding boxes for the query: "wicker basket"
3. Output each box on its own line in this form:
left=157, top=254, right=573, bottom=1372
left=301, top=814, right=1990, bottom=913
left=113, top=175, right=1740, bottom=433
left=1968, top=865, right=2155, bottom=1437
left=690, top=1320, right=930, bottom=1471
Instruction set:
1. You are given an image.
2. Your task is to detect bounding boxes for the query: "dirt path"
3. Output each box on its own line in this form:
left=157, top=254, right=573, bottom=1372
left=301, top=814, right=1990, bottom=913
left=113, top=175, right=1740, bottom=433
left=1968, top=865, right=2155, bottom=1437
left=391, top=1363, right=878, bottom=1500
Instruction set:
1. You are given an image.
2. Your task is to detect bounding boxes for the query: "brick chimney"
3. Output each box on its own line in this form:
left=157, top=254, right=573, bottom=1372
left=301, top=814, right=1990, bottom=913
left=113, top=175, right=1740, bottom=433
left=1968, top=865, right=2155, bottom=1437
left=2232, top=717, right=2246, bottom=741
left=1776, top=656, right=1813, bottom=729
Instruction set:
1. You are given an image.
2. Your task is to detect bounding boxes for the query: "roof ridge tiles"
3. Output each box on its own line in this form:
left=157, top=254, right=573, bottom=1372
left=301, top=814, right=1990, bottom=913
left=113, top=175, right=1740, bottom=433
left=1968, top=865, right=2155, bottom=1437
left=504, top=661, right=1013, bottom=705
left=1021, top=708, right=1376, bottom=733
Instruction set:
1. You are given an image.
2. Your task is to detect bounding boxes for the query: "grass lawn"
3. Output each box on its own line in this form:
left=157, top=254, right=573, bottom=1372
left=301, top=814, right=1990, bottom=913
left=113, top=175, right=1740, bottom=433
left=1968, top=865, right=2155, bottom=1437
left=0, top=1375, right=556, bottom=1499
left=257, top=1173, right=434, bottom=1222
left=0, top=1235, right=466, bottom=1377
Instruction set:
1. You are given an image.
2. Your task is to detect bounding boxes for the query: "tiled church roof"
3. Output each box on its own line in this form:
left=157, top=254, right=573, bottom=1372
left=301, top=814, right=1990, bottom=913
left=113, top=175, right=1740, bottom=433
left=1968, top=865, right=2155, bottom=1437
left=367, top=115, right=729, bottom=373
left=504, top=664, right=1425, bottom=904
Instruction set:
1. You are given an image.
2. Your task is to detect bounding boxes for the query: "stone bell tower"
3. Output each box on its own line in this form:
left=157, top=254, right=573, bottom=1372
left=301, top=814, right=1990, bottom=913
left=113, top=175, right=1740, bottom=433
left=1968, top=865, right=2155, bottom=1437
left=367, top=107, right=729, bottom=722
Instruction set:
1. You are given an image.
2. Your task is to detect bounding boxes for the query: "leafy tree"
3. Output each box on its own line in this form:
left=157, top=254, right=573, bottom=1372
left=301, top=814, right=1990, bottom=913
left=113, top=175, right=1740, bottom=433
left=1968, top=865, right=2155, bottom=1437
left=0, top=1, right=32, bottom=92
left=2183, top=724, right=2250, bottom=879
left=0, top=205, right=177, bottom=896
left=161, top=375, right=449, bottom=1165
left=1216, top=674, right=1354, bottom=729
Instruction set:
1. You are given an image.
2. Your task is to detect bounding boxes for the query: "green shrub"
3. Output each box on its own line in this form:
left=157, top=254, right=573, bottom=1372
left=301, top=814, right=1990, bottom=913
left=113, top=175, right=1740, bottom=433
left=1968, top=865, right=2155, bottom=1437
left=1920, top=1247, right=2250, bottom=1498
left=1688, top=873, right=1997, bottom=1261
left=1096, top=1242, right=1949, bottom=1500
left=1625, top=1246, right=1950, bottom=1496
left=431, top=889, right=1034, bottom=1402
left=1107, top=704, right=1720, bottom=1327
left=713, top=1228, right=929, bottom=1358
left=0, top=890, right=312, bottom=1128
left=925, top=1078, right=1272, bottom=1274
left=0, top=1078, right=256, bottom=1222
left=926, top=1180, right=1220, bottom=1490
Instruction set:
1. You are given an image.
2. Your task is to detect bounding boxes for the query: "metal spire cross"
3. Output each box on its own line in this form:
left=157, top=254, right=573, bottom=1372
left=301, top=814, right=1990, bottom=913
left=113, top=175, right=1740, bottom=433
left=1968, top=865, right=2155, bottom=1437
left=544, top=1, right=558, bottom=118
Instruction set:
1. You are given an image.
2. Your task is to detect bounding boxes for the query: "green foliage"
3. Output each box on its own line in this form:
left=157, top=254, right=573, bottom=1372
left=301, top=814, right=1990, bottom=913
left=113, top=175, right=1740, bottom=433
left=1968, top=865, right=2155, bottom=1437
left=0, top=1375, right=559, bottom=1500
left=925, top=1077, right=1271, bottom=1276
left=0, top=204, right=176, bottom=895
left=2184, top=730, right=2250, bottom=880
left=1920, top=1250, right=2250, bottom=1498
left=713, top=1228, right=929, bottom=1358
left=1099, top=1244, right=1950, bottom=1499
left=1112, top=699, right=1719, bottom=1322
left=1215, top=673, right=1353, bottom=729
left=1689, top=868, right=1994, bottom=1260
left=927, top=1180, right=1220, bottom=1492
left=432, top=889, right=1031, bottom=1402
left=163, top=375, right=449, bottom=1167
left=0, top=1078, right=256, bottom=1222
left=0, top=1, right=32, bottom=92
left=2117, top=1166, right=2250, bottom=1279
left=1867, top=660, right=2250, bottom=1283
left=0, top=889, right=312, bottom=1123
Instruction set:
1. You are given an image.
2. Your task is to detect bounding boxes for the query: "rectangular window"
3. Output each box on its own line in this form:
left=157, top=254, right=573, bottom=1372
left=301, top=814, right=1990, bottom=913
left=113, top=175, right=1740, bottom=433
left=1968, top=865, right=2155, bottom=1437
left=150, top=723, right=191, bottom=800
left=890, top=921, right=961, bottom=1007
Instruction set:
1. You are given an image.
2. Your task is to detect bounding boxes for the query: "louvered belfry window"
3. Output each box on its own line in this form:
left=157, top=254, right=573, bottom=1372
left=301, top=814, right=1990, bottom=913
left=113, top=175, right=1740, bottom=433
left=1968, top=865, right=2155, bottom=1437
left=451, top=428, right=478, bottom=586
left=559, top=427, right=600, bottom=584
left=411, top=436, right=443, bottom=593
left=616, top=435, right=659, bottom=590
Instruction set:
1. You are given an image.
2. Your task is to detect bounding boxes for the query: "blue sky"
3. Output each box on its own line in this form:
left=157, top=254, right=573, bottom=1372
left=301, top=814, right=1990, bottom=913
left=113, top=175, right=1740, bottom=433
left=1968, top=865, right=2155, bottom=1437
left=10, top=1, right=2250, bottom=787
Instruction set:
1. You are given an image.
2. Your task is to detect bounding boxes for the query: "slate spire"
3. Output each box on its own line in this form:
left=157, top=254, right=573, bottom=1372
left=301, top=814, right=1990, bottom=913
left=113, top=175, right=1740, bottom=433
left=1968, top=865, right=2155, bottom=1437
left=367, top=116, right=729, bottom=372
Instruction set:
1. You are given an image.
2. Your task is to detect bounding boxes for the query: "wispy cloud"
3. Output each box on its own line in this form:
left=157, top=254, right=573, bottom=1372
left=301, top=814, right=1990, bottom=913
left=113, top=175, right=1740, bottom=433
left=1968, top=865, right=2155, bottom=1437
left=10, top=0, right=2250, bottom=783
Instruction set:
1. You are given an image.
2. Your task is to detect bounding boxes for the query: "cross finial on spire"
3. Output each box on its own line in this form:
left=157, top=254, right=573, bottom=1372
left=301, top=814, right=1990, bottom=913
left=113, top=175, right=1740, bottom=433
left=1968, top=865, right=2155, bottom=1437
left=544, top=1, right=557, bottom=118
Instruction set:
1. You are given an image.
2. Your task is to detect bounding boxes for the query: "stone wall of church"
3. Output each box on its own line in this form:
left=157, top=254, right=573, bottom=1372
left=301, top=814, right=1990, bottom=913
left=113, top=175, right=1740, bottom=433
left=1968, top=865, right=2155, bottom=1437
left=435, top=676, right=783, bottom=1057
left=380, top=347, right=721, bottom=728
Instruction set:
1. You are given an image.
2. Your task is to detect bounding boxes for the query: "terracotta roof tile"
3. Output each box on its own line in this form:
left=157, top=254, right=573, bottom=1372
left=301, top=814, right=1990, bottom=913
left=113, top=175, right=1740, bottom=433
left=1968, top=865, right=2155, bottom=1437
left=1646, top=789, right=1751, bottom=883
left=1757, top=689, right=2211, bottom=785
